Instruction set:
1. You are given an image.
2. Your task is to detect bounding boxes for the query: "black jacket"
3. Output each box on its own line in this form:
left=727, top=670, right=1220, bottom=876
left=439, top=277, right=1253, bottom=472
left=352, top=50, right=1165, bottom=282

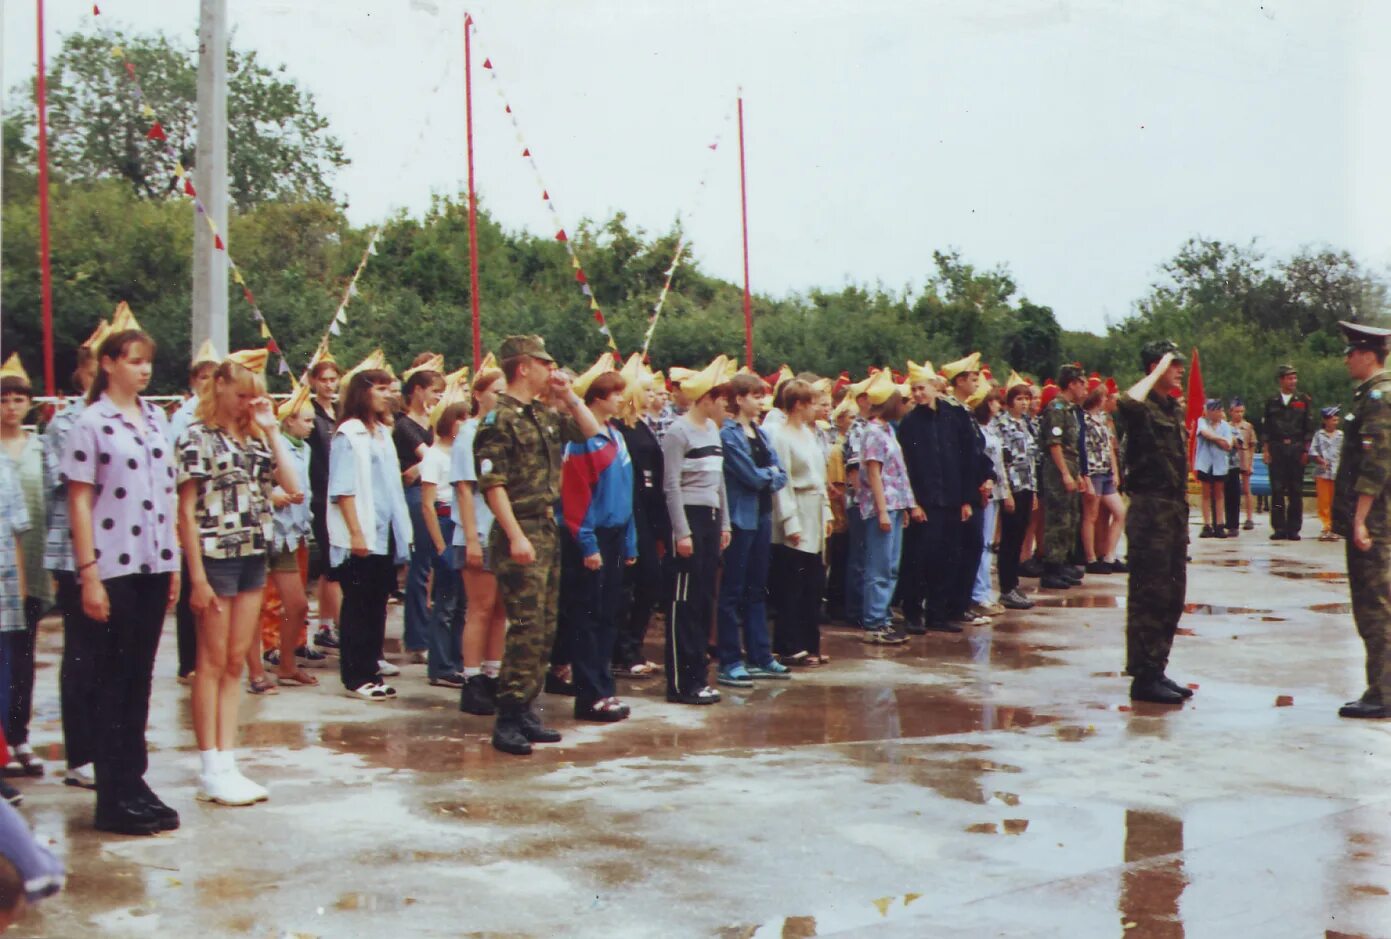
left=619, top=419, right=670, bottom=545
left=896, top=400, right=983, bottom=509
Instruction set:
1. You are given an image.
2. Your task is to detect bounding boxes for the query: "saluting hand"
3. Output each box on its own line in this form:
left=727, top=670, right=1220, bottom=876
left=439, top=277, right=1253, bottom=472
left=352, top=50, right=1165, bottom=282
left=249, top=397, right=278, bottom=431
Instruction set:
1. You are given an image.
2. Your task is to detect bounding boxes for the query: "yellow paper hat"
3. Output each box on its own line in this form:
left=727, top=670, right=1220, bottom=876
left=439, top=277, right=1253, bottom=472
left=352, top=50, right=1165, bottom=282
left=572, top=352, right=616, bottom=398
left=720, top=357, right=739, bottom=384
left=430, top=378, right=469, bottom=428
left=445, top=364, right=470, bottom=389
left=771, top=364, right=794, bottom=389
left=965, top=384, right=991, bottom=410
left=1005, top=370, right=1030, bottom=391
left=109, top=301, right=142, bottom=334
left=81, top=320, right=112, bottom=351
left=478, top=351, right=499, bottom=375
left=668, top=366, right=694, bottom=385
left=401, top=353, right=445, bottom=382
left=847, top=373, right=875, bottom=398
left=619, top=353, right=652, bottom=390
left=831, top=396, right=857, bottom=421
left=864, top=368, right=903, bottom=406
left=651, top=370, right=666, bottom=389
left=810, top=376, right=832, bottom=394
left=192, top=338, right=220, bottom=367
left=0, top=353, right=30, bottom=385
left=276, top=382, right=313, bottom=422
left=226, top=348, right=269, bottom=375
left=309, top=344, right=337, bottom=368
left=907, top=360, right=937, bottom=385
left=940, top=352, right=981, bottom=381
left=679, top=355, right=729, bottom=401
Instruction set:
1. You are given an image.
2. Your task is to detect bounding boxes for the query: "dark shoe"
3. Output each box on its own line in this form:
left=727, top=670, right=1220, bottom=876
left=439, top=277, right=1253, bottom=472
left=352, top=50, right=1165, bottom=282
left=312, top=627, right=340, bottom=650
left=1085, top=560, right=1112, bottom=575
left=491, top=710, right=532, bottom=756
left=666, top=686, right=721, bottom=705
left=1063, top=565, right=1085, bottom=580
left=94, top=797, right=163, bottom=836
left=903, top=619, right=927, bottom=635
left=428, top=672, right=466, bottom=689
left=575, top=699, right=627, bottom=723
left=0, top=780, right=21, bottom=807
left=1286, top=532, right=1302, bottom=541
left=1199, top=525, right=1214, bottom=538
left=1242, top=520, right=1254, bottom=530
left=1158, top=675, right=1195, bottom=699
left=133, top=781, right=180, bottom=831
left=1129, top=677, right=1186, bottom=704
left=925, top=621, right=964, bottom=633
left=1018, top=558, right=1045, bottom=579
left=1225, top=526, right=1239, bottom=538
left=1338, top=700, right=1389, bottom=719
left=1108, top=559, right=1129, bottom=574
left=1214, top=527, right=1229, bottom=539
left=1040, top=574, right=1074, bottom=590
left=862, top=627, right=909, bottom=645
left=1000, top=590, right=1034, bottom=611
left=544, top=671, right=577, bottom=697
left=459, top=674, right=497, bottom=716
left=518, top=707, right=562, bottom=743
left=1269, top=531, right=1286, bottom=541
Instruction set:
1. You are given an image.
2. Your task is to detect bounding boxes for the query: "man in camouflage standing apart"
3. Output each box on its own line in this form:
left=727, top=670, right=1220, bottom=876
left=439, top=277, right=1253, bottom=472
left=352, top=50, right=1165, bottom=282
left=1332, top=321, right=1391, bottom=720
left=474, top=336, right=603, bottom=754
left=1262, top=364, right=1314, bottom=540
left=1039, top=365, right=1089, bottom=590
left=1115, top=341, right=1192, bottom=705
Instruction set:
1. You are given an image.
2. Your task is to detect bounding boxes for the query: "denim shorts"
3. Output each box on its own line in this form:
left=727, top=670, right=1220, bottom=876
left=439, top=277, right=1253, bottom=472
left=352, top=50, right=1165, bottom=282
left=1089, top=473, right=1118, bottom=496
left=1195, top=470, right=1227, bottom=484
left=267, top=543, right=302, bottom=575
left=203, top=554, right=268, bottom=597
left=450, top=539, right=495, bottom=574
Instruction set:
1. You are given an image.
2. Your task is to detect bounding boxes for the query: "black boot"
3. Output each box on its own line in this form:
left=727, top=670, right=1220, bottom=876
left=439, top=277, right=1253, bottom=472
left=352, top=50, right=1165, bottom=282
left=1129, top=674, right=1185, bottom=704
left=518, top=706, right=563, bottom=744
left=1040, top=564, right=1073, bottom=590
left=1158, top=674, right=1195, bottom=699
left=94, top=789, right=163, bottom=835
left=491, top=702, right=533, bottom=755
left=1019, top=557, right=1045, bottom=578
left=133, top=779, right=180, bottom=831
left=459, top=674, right=497, bottom=716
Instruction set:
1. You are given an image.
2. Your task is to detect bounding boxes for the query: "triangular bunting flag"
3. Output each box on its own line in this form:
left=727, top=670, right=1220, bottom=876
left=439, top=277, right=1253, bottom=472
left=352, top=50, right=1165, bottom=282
left=174, top=161, right=186, bottom=177
left=278, top=359, right=290, bottom=375
left=571, top=256, right=581, bottom=269
left=94, top=4, right=101, bottom=15
left=521, top=148, right=530, bottom=157
left=266, top=339, right=280, bottom=355
left=576, top=269, right=587, bottom=285
left=231, top=268, right=244, bottom=286
left=589, top=298, right=600, bottom=311
left=329, top=321, right=342, bottom=337
left=708, top=143, right=718, bottom=151
left=141, top=104, right=155, bottom=119
left=214, top=234, right=225, bottom=250
left=348, top=283, right=359, bottom=298
left=335, top=307, right=348, bottom=324
left=541, top=190, right=548, bottom=200
left=243, top=288, right=255, bottom=305
left=482, top=58, right=492, bottom=69
left=124, top=61, right=136, bottom=78
left=146, top=122, right=166, bottom=141
left=111, top=46, right=124, bottom=58
left=580, top=284, right=592, bottom=297
left=185, top=179, right=196, bottom=196
left=555, top=230, right=568, bottom=242
left=505, top=105, right=511, bottom=114
left=259, top=322, right=271, bottom=339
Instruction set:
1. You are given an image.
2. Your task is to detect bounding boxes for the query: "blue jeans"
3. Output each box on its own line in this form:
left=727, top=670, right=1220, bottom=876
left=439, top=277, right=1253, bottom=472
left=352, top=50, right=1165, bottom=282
left=845, top=508, right=869, bottom=628
left=716, top=513, right=773, bottom=669
left=973, top=500, right=999, bottom=605
left=426, top=515, right=464, bottom=679
left=862, top=509, right=904, bottom=629
left=403, top=484, right=431, bottom=652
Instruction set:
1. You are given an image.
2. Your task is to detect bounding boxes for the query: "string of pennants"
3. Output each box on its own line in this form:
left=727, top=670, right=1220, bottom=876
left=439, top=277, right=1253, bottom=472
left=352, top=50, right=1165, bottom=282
left=93, top=5, right=293, bottom=377
left=467, top=15, right=619, bottom=356
left=301, top=228, right=381, bottom=380
left=642, top=100, right=736, bottom=360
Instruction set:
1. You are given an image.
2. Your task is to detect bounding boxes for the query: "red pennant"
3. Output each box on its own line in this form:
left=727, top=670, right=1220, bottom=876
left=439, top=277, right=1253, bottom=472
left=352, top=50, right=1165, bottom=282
left=505, top=105, right=511, bottom=114
left=576, top=269, right=587, bottom=285
left=521, top=148, right=530, bottom=157
left=542, top=190, right=549, bottom=200
left=146, top=122, right=166, bottom=141
left=592, top=310, right=604, bottom=324
left=266, top=339, right=280, bottom=355
left=482, top=58, right=493, bottom=69
left=214, top=234, right=225, bottom=250
left=555, top=229, right=568, bottom=242
left=93, top=4, right=101, bottom=14
left=124, top=61, right=136, bottom=78
left=708, top=143, right=718, bottom=151
left=242, top=287, right=256, bottom=305
left=184, top=179, right=196, bottom=197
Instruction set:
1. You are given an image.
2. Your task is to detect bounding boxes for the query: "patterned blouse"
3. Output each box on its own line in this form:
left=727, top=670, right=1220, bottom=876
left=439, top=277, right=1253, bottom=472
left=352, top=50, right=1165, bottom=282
left=1083, top=410, right=1114, bottom=477
left=0, top=459, right=31, bottom=631
left=177, top=421, right=275, bottom=559
left=42, top=399, right=84, bottom=573
left=855, top=419, right=917, bottom=518
left=2, top=433, right=51, bottom=607
left=996, top=413, right=1039, bottom=494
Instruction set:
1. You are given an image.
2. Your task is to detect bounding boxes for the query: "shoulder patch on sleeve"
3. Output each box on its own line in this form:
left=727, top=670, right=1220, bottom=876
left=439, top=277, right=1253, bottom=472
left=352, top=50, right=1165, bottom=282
left=1372, top=390, right=1383, bottom=400
left=483, top=411, right=498, bottom=426
left=1052, top=426, right=1063, bottom=437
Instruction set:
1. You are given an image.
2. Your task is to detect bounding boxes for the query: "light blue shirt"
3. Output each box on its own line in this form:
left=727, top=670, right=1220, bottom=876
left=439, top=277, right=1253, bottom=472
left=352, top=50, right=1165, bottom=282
left=272, top=436, right=312, bottom=552
left=1194, top=417, right=1233, bottom=477
left=328, top=426, right=408, bottom=566
left=167, top=396, right=199, bottom=448
left=449, top=418, right=495, bottom=546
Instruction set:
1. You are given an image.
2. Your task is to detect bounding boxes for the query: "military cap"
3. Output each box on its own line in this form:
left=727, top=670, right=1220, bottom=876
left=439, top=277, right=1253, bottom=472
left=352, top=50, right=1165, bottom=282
left=497, top=335, right=555, bottom=363
left=1057, top=364, right=1086, bottom=387
left=1140, top=339, right=1180, bottom=371
left=1320, top=405, right=1340, bottom=419
left=1275, top=364, right=1298, bottom=378
left=1338, top=320, right=1391, bottom=355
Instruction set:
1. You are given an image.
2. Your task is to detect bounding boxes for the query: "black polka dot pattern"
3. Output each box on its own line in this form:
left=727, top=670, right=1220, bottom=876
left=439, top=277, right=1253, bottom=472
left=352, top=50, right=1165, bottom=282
left=114, top=487, right=127, bottom=499
left=74, top=450, right=88, bottom=462
left=101, top=519, right=114, bottom=531
left=118, top=553, right=130, bottom=565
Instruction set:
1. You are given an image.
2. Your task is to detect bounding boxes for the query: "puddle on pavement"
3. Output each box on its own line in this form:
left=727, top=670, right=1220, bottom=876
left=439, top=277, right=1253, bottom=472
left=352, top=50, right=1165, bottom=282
left=1031, top=595, right=1124, bottom=609
left=335, top=892, right=418, bottom=913
left=1182, top=603, right=1271, bottom=615
left=1310, top=603, right=1353, bottom=615
left=821, top=629, right=1065, bottom=670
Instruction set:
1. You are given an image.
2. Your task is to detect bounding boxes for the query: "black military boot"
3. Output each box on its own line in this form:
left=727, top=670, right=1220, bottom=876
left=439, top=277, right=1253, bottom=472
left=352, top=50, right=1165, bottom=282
left=1063, top=564, right=1085, bottom=581
left=1129, top=674, right=1185, bottom=704
left=94, top=788, right=163, bottom=835
left=1158, top=674, right=1195, bottom=699
left=1040, top=564, right=1073, bottom=590
left=518, top=706, right=563, bottom=744
left=459, top=674, right=497, bottom=716
left=491, top=703, right=533, bottom=756
left=132, top=779, right=180, bottom=831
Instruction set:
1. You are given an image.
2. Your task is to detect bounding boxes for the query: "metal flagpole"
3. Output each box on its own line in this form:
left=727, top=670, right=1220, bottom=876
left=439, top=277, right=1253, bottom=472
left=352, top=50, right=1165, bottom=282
left=737, top=92, right=753, bottom=370
left=464, top=13, right=481, bottom=371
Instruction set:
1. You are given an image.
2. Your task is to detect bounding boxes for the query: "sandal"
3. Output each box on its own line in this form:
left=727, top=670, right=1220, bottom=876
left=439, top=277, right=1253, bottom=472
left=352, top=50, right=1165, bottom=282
left=247, top=676, right=279, bottom=695
left=616, top=661, right=662, bottom=678
left=575, top=697, right=630, bottom=723
left=782, top=652, right=816, bottom=667
left=276, top=669, right=319, bottom=687
left=346, top=682, right=388, bottom=701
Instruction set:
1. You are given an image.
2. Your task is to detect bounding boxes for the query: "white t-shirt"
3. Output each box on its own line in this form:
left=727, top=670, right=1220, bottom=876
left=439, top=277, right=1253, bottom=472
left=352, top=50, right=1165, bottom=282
left=449, top=418, right=495, bottom=545
left=418, top=442, right=455, bottom=515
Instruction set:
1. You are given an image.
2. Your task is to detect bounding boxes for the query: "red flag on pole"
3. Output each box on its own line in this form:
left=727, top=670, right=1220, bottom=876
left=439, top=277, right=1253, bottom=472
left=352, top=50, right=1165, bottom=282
left=1185, top=347, right=1205, bottom=469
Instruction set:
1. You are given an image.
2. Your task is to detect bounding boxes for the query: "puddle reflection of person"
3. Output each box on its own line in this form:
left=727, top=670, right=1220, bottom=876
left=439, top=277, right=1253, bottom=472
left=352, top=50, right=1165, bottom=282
left=1119, top=809, right=1186, bottom=937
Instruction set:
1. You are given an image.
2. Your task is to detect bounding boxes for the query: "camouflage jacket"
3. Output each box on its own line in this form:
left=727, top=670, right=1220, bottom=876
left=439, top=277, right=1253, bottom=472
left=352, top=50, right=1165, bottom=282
left=1333, top=370, right=1391, bottom=536
left=1263, top=390, right=1314, bottom=451
left=474, top=392, right=583, bottom=520
left=1114, top=390, right=1187, bottom=498
left=1040, top=398, right=1081, bottom=474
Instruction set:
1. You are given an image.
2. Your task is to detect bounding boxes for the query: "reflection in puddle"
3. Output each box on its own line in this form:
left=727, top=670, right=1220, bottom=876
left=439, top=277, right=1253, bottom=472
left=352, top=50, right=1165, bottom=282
left=1182, top=603, right=1271, bottom=615
left=1032, top=595, right=1125, bottom=609
left=1121, top=809, right=1187, bottom=937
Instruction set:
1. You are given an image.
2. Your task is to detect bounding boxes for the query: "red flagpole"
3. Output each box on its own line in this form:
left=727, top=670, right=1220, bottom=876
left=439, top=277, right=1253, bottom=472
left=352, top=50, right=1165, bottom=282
left=464, top=13, right=481, bottom=372
left=35, top=0, right=55, bottom=395
left=737, top=94, right=753, bottom=370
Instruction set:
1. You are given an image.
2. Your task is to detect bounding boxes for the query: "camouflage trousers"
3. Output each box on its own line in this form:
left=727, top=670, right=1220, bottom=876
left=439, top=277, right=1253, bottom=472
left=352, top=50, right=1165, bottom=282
left=1125, top=494, right=1188, bottom=678
left=1041, top=463, right=1081, bottom=565
left=492, top=517, right=561, bottom=707
left=1346, top=534, right=1391, bottom=704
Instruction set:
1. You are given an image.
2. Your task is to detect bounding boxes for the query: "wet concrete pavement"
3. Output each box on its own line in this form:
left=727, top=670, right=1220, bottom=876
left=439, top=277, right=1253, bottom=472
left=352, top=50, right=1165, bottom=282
left=8, top=515, right=1391, bottom=938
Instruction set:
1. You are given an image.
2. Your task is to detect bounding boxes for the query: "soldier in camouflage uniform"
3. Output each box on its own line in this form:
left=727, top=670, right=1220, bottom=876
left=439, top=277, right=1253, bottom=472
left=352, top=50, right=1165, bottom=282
left=1262, top=364, right=1314, bottom=540
left=474, top=336, right=603, bottom=754
left=1039, top=365, right=1088, bottom=590
left=1114, top=341, right=1191, bottom=704
left=1332, top=321, right=1391, bottom=720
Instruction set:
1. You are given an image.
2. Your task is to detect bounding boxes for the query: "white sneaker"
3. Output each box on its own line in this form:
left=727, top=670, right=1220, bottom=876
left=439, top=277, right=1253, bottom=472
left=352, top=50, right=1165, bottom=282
left=63, top=764, right=97, bottom=789
left=377, top=659, right=401, bottom=677
left=196, top=771, right=259, bottom=806
left=228, top=768, right=269, bottom=803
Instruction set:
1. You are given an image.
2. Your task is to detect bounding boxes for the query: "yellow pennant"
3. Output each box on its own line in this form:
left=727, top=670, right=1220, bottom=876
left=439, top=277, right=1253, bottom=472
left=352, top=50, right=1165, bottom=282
left=231, top=269, right=245, bottom=286
left=259, top=322, right=271, bottom=339
left=111, top=45, right=125, bottom=58
left=141, top=104, right=155, bottom=120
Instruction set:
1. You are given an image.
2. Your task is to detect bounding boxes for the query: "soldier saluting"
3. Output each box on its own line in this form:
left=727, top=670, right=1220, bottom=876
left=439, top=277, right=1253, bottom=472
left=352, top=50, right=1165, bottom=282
left=1114, top=341, right=1192, bottom=705
left=1332, top=321, right=1391, bottom=720
left=1262, top=364, right=1314, bottom=540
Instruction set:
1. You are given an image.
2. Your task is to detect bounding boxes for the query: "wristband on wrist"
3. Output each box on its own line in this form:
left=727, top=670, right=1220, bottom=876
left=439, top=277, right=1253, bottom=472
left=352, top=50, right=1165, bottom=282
left=78, top=559, right=97, bottom=573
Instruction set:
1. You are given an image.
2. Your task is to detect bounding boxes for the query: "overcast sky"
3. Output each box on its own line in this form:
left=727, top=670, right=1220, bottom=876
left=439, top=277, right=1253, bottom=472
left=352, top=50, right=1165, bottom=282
left=4, top=0, right=1389, bottom=334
